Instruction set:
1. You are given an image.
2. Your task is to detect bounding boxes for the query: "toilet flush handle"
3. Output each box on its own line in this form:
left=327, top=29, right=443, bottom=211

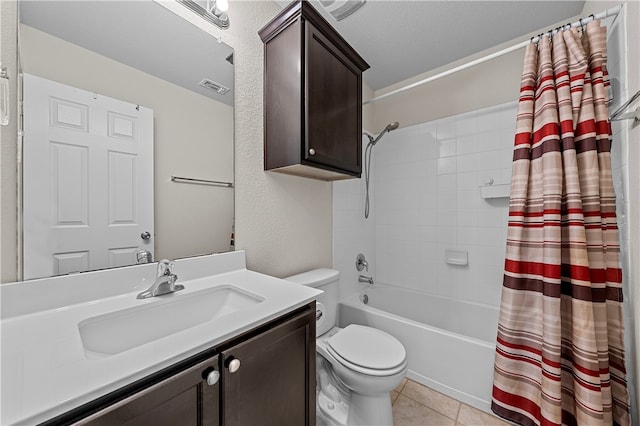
left=316, top=310, right=323, bottom=320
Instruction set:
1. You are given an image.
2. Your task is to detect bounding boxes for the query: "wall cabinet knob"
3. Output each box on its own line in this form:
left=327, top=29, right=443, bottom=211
left=140, top=231, right=151, bottom=240
left=226, top=357, right=241, bottom=373
left=206, top=370, right=220, bottom=386
left=308, top=148, right=316, bottom=155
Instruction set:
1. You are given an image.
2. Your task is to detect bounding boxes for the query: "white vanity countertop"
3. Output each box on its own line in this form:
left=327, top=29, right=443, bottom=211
left=0, top=251, right=321, bottom=425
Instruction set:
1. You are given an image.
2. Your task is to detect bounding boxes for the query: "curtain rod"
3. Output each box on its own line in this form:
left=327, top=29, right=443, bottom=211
left=363, top=4, right=623, bottom=106
left=609, top=89, right=640, bottom=122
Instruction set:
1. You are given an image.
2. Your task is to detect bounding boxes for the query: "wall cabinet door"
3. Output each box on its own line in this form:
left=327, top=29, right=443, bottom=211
left=304, top=22, right=362, bottom=176
left=76, top=356, right=220, bottom=426
left=221, top=308, right=316, bottom=426
left=260, top=1, right=369, bottom=181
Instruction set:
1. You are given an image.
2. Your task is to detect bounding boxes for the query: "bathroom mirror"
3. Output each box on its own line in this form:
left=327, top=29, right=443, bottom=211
left=17, top=0, right=234, bottom=280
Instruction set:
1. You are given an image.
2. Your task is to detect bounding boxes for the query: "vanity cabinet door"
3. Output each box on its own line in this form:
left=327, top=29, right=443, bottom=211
left=221, top=307, right=316, bottom=426
left=76, top=356, right=220, bottom=426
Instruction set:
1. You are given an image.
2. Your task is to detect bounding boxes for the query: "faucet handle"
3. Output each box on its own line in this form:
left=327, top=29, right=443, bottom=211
left=356, top=253, right=369, bottom=272
left=156, top=259, right=173, bottom=276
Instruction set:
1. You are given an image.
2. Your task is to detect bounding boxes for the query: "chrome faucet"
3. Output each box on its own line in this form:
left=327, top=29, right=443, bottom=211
left=137, top=259, right=184, bottom=299
left=358, top=275, right=374, bottom=285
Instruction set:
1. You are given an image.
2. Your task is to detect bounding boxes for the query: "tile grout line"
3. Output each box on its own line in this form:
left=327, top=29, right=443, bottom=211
left=398, top=383, right=460, bottom=422
left=454, top=402, right=462, bottom=424
left=396, top=378, right=408, bottom=393
left=394, top=379, right=512, bottom=425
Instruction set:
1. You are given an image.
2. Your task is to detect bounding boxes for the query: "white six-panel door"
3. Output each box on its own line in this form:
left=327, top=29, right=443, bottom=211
left=23, top=74, right=154, bottom=280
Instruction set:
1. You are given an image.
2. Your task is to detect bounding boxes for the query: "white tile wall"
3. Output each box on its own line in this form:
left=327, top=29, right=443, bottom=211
left=365, top=102, right=517, bottom=307
left=332, top=136, right=377, bottom=300
left=605, top=8, right=636, bottom=421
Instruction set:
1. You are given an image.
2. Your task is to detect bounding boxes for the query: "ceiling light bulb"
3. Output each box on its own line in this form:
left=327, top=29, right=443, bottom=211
left=215, top=0, right=228, bottom=13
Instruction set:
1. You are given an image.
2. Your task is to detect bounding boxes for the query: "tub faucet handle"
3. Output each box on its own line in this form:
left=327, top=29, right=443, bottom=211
left=356, top=253, right=369, bottom=272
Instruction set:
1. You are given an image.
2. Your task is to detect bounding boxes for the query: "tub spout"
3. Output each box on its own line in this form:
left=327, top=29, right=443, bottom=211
left=358, top=275, right=374, bottom=285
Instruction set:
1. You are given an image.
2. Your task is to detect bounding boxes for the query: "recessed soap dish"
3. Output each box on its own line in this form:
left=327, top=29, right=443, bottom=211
left=480, top=183, right=510, bottom=199
left=445, top=249, right=468, bottom=266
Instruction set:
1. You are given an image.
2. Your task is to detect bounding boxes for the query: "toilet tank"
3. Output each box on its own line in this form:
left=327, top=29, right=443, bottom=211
left=285, top=268, right=339, bottom=335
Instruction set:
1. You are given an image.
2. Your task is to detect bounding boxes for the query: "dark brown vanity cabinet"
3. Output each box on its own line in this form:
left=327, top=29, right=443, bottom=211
left=77, top=356, right=220, bottom=426
left=65, top=304, right=316, bottom=426
left=259, top=1, right=370, bottom=181
left=222, top=306, right=316, bottom=426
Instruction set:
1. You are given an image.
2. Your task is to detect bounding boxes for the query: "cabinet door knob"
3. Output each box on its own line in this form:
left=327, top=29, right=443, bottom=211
left=226, top=357, right=241, bottom=373
left=308, top=148, right=315, bottom=156
left=206, top=370, right=220, bottom=386
left=141, top=231, right=151, bottom=240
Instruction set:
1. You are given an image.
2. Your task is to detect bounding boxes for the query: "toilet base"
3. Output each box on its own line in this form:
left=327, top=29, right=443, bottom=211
left=317, top=390, right=348, bottom=425
left=317, top=389, right=393, bottom=426
left=346, top=392, right=393, bottom=426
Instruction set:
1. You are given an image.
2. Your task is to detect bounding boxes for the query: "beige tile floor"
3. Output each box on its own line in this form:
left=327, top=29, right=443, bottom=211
left=391, top=379, right=512, bottom=426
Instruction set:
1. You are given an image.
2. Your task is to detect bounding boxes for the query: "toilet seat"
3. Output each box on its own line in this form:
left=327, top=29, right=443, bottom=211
left=326, top=325, right=406, bottom=376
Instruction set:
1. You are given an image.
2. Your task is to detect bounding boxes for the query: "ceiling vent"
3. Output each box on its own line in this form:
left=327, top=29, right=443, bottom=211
left=199, top=78, right=230, bottom=95
left=320, top=0, right=366, bottom=21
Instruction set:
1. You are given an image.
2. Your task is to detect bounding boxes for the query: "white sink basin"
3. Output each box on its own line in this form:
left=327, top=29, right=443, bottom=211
left=78, top=285, right=264, bottom=356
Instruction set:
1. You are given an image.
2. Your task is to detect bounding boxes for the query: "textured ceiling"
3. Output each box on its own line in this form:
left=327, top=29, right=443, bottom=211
left=280, top=0, right=586, bottom=90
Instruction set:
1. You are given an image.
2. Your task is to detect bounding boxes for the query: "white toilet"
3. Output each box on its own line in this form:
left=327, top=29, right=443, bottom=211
left=287, top=268, right=407, bottom=426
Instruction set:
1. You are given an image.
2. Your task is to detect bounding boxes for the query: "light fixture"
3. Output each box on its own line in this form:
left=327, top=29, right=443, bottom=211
left=209, top=0, right=228, bottom=16
left=175, top=0, right=230, bottom=29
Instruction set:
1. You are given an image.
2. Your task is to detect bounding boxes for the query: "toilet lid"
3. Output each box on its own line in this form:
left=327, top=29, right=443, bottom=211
left=327, top=325, right=406, bottom=370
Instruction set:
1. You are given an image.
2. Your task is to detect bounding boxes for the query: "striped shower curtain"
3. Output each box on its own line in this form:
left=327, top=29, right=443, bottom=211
left=491, top=21, right=630, bottom=426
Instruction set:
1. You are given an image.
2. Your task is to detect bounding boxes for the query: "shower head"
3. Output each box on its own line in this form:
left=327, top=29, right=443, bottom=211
left=365, top=122, right=400, bottom=146
left=362, top=121, right=399, bottom=219
left=384, top=122, right=400, bottom=132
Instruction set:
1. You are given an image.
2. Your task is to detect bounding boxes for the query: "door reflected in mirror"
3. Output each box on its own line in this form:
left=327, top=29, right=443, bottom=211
left=17, top=0, right=234, bottom=280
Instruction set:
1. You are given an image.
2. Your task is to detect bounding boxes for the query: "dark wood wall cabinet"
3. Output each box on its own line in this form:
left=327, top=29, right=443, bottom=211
left=259, top=1, right=370, bottom=181
left=50, top=303, right=316, bottom=426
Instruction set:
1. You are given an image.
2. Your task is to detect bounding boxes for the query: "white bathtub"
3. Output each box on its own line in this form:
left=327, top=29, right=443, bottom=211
left=338, top=285, right=500, bottom=413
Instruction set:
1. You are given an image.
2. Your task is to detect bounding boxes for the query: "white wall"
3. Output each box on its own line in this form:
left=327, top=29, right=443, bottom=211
left=607, top=7, right=636, bottom=422
left=333, top=135, right=376, bottom=299
left=371, top=103, right=515, bottom=307
left=0, top=0, right=18, bottom=283
left=18, top=24, right=234, bottom=262
left=373, top=52, right=523, bottom=134
left=208, top=2, right=333, bottom=277
left=332, top=83, right=377, bottom=299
